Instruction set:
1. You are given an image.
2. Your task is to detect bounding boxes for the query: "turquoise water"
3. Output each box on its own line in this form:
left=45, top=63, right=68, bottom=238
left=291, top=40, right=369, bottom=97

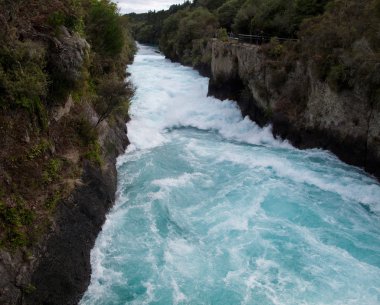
left=80, top=45, right=380, bottom=305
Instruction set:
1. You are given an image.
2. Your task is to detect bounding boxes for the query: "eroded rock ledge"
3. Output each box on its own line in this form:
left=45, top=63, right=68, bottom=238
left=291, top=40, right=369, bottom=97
left=208, top=40, right=380, bottom=179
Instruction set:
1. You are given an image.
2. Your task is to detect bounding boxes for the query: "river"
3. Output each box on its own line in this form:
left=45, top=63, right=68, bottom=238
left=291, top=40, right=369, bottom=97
left=80, top=45, right=380, bottom=305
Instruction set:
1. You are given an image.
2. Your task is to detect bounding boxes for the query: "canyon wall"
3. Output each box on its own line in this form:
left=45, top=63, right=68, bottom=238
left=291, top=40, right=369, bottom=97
left=0, top=96, right=129, bottom=305
left=208, top=40, right=380, bottom=179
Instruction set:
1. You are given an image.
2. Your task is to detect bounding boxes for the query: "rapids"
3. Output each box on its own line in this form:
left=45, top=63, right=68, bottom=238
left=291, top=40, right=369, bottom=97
left=80, top=45, right=380, bottom=305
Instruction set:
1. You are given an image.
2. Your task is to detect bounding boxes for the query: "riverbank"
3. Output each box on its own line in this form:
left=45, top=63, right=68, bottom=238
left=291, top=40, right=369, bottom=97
left=24, top=105, right=130, bottom=305
left=0, top=97, right=130, bottom=305
left=0, top=1, right=135, bottom=303
left=206, top=39, right=380, bottom=180
left=161, top=37, right=380, bottom=180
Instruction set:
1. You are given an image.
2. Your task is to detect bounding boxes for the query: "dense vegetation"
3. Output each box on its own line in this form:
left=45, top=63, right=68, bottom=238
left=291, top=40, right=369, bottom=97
left=300, top=0, right=380, bottom=96
left=129, top=0, right=379, bottom=96
left=128, top=2, right=192, bottom=44
left=128, top=0, right=336, bottom=74
left=0, top=0, right=135, bottom=249
left=129, top=0, right=332, bottom=46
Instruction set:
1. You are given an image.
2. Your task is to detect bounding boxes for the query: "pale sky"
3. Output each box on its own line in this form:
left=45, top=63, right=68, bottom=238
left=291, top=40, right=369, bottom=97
left=113, top=0, right=188, bottom=14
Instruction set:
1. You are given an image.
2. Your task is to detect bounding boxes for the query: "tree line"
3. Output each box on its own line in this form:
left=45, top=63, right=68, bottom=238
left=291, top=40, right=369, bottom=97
left=128, top=0, right=380, bottom=95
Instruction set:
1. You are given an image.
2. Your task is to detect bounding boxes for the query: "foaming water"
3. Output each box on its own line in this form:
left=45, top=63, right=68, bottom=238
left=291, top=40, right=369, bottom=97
left=80, top=45, right=380, bottom=305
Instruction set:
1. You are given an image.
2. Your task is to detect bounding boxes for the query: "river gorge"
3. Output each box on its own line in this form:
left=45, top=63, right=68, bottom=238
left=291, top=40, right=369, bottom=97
left=79, top=45, right=380, bottom=305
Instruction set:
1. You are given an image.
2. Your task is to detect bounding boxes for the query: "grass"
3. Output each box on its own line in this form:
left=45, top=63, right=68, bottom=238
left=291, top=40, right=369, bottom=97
left=0, top=198, right=35, bottom=249
left=45, top=191, right=62, bottom=210
left=42, top=159, right=63, bottom=184
left=28, top=139, right=50, bottom=160
left=84, top=142, right=103, bottom=166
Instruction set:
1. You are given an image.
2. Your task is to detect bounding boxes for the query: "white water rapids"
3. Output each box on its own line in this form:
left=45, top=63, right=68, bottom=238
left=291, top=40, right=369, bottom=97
left=80, top=45, right=380, bottom=305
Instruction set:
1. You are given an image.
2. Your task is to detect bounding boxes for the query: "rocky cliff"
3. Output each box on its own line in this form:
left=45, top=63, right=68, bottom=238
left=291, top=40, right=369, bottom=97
left=208, top=39, right=380, bottom=179
left=0, top=94, right=129, bottom=305
left=25, top=100, right=129, bottom=305
left=0, top=2, right=134, bottom=300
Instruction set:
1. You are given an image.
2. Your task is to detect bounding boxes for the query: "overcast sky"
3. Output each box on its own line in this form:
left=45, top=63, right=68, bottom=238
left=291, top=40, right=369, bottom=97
left=113, top=0, right=188, bottom=14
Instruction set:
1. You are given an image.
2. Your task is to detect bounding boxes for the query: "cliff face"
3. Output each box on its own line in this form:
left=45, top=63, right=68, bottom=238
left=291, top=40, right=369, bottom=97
left=209, top=40, right=380, bottom=178
left=0, top=96, right=129, bottom=305
left=24, top=102, right=129, bottom=305
left=1, top=0, right=134, bottom=302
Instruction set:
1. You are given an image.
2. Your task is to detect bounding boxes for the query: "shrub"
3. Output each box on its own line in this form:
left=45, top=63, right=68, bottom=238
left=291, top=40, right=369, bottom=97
left=216, top=28, right=229, bottom=41
left=0, top=199, right=35, bottom=248
left=45, top=191, right=62, bottom=210
left=28, top=139, right=50, bottom=160
left=268, top=37, right=285, bottom=58
left=300, top=0, right=379, bottom=96
left=42, top=159, right=63, bottom=184
left=84, top=142, right=102, bottom=165
left=76, top=118, right=97, bottom=146
left=86, top=0, right=124, bottom=56
left=0, top=41, right=47, bottom=110
left=94, top=75, right=134, bottom=126
left=48, top=11, right=66, bottom=29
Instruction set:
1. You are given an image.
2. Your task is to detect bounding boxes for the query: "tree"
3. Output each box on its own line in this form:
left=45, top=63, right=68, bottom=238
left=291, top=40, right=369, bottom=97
left=94, top=76, right=134, bottom=126
left=217, top=0, right=244, bottom=31
left=86, top=0, right=124, bottom=56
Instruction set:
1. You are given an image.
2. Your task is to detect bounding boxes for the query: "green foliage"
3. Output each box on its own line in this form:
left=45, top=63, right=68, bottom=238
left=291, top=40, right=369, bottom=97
left=159, top=9, right=188, bottom=59
left=160, top=8, right=218, bottom=61
left=46, top=0, right=85, bottom=33
left=28, top=139, right=50, bottom=160
left=128, top=0, right=331, bottom=47
left=232, top=0, right=255, bottom=34
left=111, top=97, right=130, bottom=123
left=327, top=64, right=352, bottom=92
left=190, top=39, right=212, bottom=69
left=294, top=0, right=329, bottom=22
left=84, top=142, right=102, bottom=165
left=94, top=75, right=134, bottom=126
left=216, top=28, right=229, bottom=41
left=48, top=11, right=67, bottom=29
left=45, top=191, right=62, bottom=210
left=268, top=37, right=285, bottom=58
left=232, top=0, right=330, bottom=36
left=0, top=0, right=136, bottom=251
left=0, top=41, right=47, bottom=110
left=300, top=0, right=380, bottom=94
left=217, top=0, right=244, bottom=30
left=0, top=199, right=35, bottom=248
left=86, top=0, right=124, bottom=56
left=43, top=159, right=63, bottom=184
left=75, top=117, right=103, bottom=165
left=136, top=24, right=156, bottom=43
left=76, top=118, right=97, bottom=146
left=128, top=1, right=192, bottom=45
